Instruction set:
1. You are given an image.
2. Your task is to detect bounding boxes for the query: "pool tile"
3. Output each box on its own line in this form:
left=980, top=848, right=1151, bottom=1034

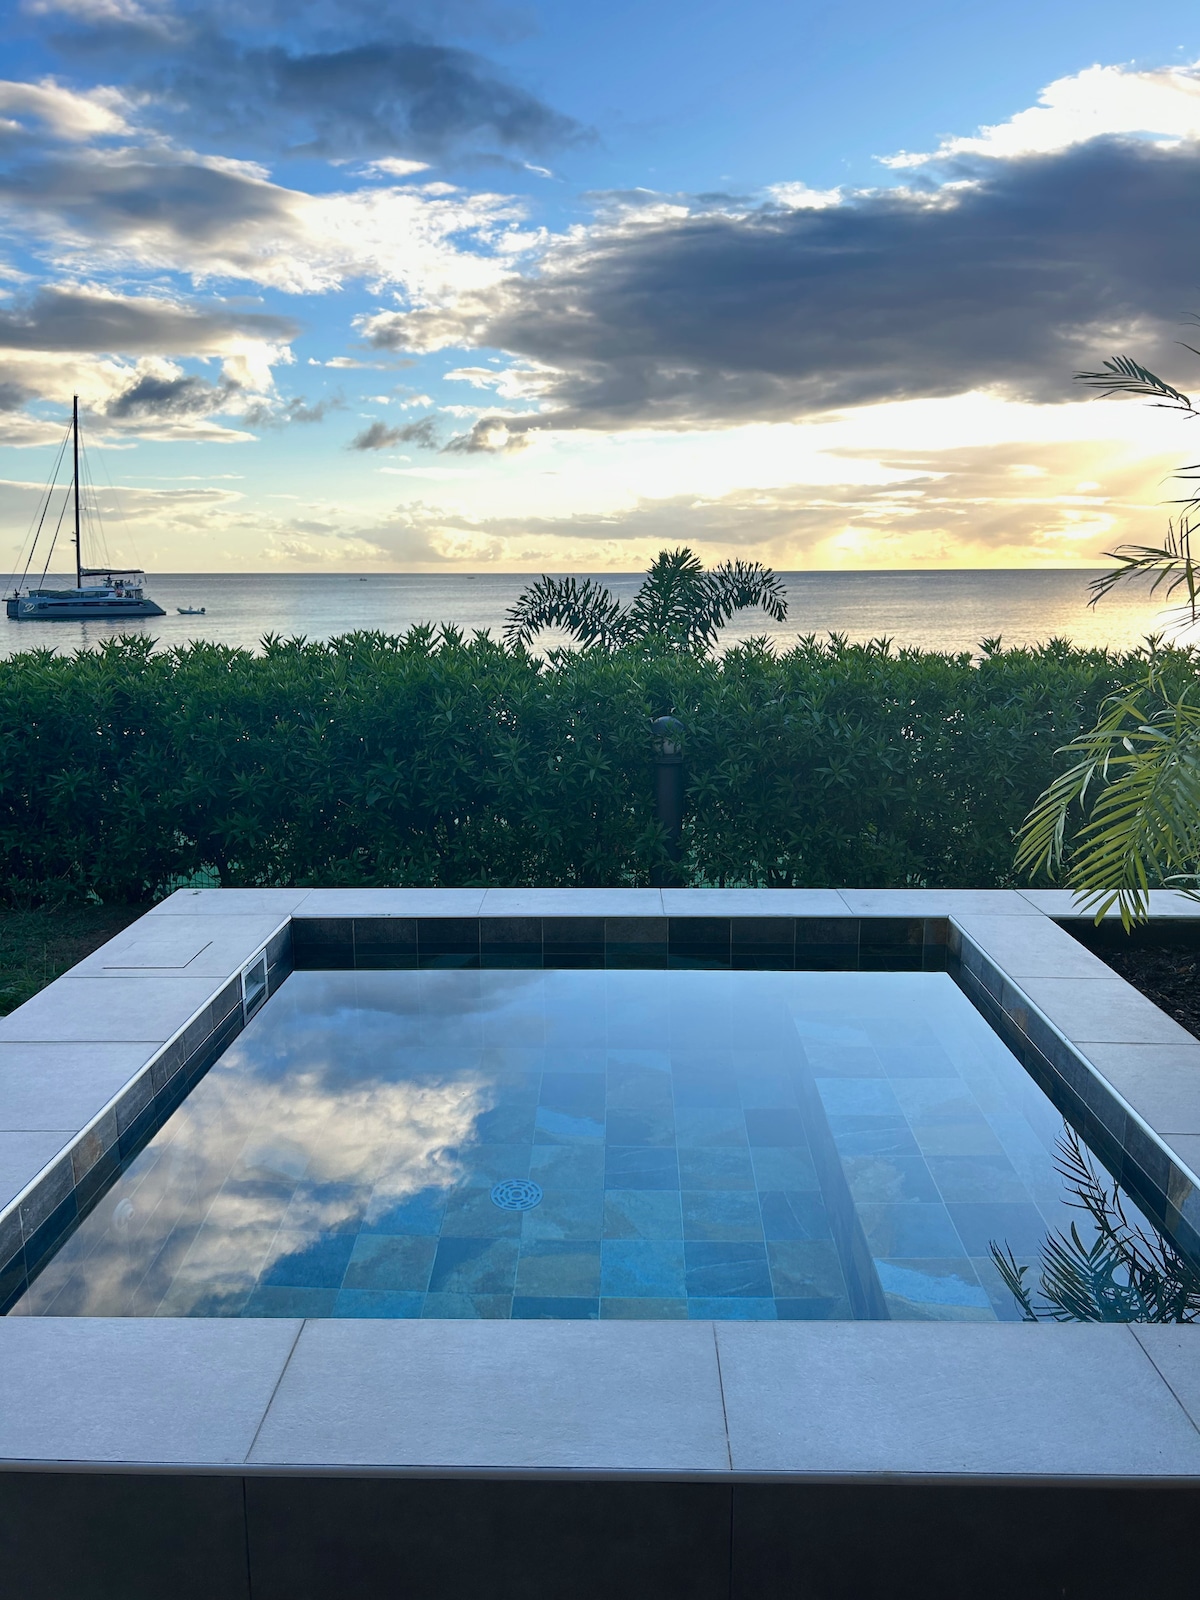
left=534, top=1106, right=606, bottom=1143
left=514, top=1241, right=601, bottom=1298
left=473, top=1104, right=537, bottom=1145
left=361, top=1187, right=449, bottom=1236
left=687, top=1297, right=777, bottom=1319
left=333, top=1289, right=424, bottom=1318
left=856, top=1202, right=964, bottom=1258
left=758, top=1191, right=832, bottom=1240
left=342, top=1233, right=437, bottom=1292
left=750, top=1147, right=820, bottom=1190
left=520, top=1188, right=604, bottom=1241
left=459, top=1144, right=533, bottom=1185
left=875, top=1042, right=959, bottom=1079
left=674, top=1108, right=748, bottom=1148
left=677, top=1147, right=755, bottom=1191
left=681, top=1190, right=764, bottom=1241
left=602, top=1190, right=683, bottom=1240
left=775, top=1296, right=852, bottom=1319
left=606, top=1064, right=673, bottom=1113
left=539, top=1072, right=606, bottom=1118
left=512, top=1296, right=599, bottom=1319
left=441, top=1187, right=523, bottom=1238
left=765, top=1239, right=847, bottom=1299
left=743, top=1108, right=808, bottom=1147
left=925, top=1154, right=1031, bottom=1205
left=259, top=1233, right=356, bottom=1290
left=601, top=1240, right=687, bottom=1298
left=911, top=1121, right=1010, bottom=1159
left=242, top=1285, right=337, bottom=1317
left=946, top=1201, right=1049, bottom=1258
left=829, top=1117, right=922, bottom=1160
left=801, top=1043, right=885, bottom=1077
left=421, top=1292, right=512, bottom=1318
left=815, top=1080, right=904, bottom=1118
left=893, top=1079, right=987, bottom=1125
left=600, top=1297, right=688, bottom=1319
left=529, top=1144, right=605, bottom=1188
left=605, top=1146, right=679, bottom=1190
left=842, top=1156, right=941, bottom=1206
left=671, top=1073, right=740, bottom=1109
left=428, top=1235, right=519, bottom=1296
left=605, top=1109, right=675, bottom=1147
left=875, top=1258, right=995, bottom=1321
left=684, top=1241, right=772, bottom=1298
left=737, top=1071, right=798, bottom=1110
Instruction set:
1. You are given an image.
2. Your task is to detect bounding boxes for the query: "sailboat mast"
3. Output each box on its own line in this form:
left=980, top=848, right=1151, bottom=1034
left=72, top=394, right=82, bottom=590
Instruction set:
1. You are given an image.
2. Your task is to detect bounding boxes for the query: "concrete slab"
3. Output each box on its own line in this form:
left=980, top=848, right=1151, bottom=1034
left=659, top=889, right=847, bottom=916
left=840, top=890, right=1039, bottom=916
left=1017, top=977, right=1195, bottom=1046
left=0, top=1130, right=72, bottom=1210
left=1166, top=1135, right=1200, bottom=1180
left=953, top=916, right=1114, bottom=979
left=249, top=1320, right=730, bottom=1472
left=1077, top=1044, right=1200, bottom=1137
left=0, top=976, right=226, bottom=1044
left=0, top=1319, right=302, bottom=1465
left=0, top=1044, right=157, bottom=1132
left=716, top=1322, right=1200, bottom=1478
left=296, top=889, right=487, bottom=917
left=1019, top=889, right=1200, bottom=918
left=481, top=889, right=664, bottom=916
left=70, top=915, right=286, bottom=979
left=150, top=889, right=312, bottom=916
left=1131, top=1327, right=1200, bottom=1436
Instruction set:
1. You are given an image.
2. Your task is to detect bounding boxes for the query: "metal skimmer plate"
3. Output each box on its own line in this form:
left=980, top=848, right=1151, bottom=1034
left=490, top=1179, right=543, bottom=1211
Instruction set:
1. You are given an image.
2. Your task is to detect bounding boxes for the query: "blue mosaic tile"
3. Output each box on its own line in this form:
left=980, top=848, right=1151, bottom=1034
left=530, top=1143, right=605, bottom=1188
left=333, top=1289, right=424, bottom=1318
left=534, top=1106, right=606, bottom=1143
left=421, top=1292, right=512, bottom=1318
left=259, top=1232, right=356, bottom=1289
left=600, top=1239, right=687, bottom=1298
left=875, top=1259, right=994, bottom=1320
left=602, top=1190, right=683, bottom=1240
left=759, top=1191, right=832, bottom=1240
left=765, top=1239, right=846, bottom=1298
left=599, top=1297, right=688, bottom=1318
left=774, top=1296, right=850, bottom=1320
left=520, top=1187, right=604, bottom=1241
left=674, top=1108, right=749, bottom=1148
left=515, top=1240, right=601, bottom=1298
left=945, top=1201, right=1049, bottom=1258
left=512, top=1296, right=599, bottom=1319
left=243, top=1285, right=338, bottom=1317
left=677, top=1146, right=755, bottom=1191
left=605, top=1146, right=679, bottom=1190
left=681, top=1190, right=764, bottom=1241
left=688, top=1297, right=778, bottom=1319
left=842, top=1156, right=941, bottom=1206
left=343, top=1233, right=438, bottom=1292
left=605, top=1109, right=676, bottom=1147
left=743, top=1108, right=809, bottom=1147
left=441, top=1187, right=524, bottom=1237
left=683, top=1241, right=773, bottom=1298
left=361, top=1187, right=449, bottom=1236
left=856, top=1202, right=964, bottom=1258
left=428, top=1235, right=520, bottom=1295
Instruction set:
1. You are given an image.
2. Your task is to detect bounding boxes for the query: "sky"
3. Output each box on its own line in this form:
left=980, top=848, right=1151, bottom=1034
left=2, top=1, right=1200, bottom=573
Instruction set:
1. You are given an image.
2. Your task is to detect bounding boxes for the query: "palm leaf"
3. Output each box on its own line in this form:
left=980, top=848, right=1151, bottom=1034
left=1075, top=356, right=1195, bottom=412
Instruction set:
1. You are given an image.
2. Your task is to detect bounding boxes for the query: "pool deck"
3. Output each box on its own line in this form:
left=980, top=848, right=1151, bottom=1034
left=3, top=887, right=1200, bottom=1597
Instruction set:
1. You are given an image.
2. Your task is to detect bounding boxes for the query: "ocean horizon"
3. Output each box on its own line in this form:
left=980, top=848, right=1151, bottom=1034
left=0, top=568, right=1192, bottom=659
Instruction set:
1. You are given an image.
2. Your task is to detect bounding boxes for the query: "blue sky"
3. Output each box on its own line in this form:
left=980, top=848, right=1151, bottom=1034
left=1, top=0, right=1200, bottom=573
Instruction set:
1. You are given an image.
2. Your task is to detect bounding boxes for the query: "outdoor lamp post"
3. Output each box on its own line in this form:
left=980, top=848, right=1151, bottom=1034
left=650, top=715, right=685, bottom=886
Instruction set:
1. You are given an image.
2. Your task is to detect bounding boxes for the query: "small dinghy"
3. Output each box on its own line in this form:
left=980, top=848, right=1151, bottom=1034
left=177, top=606, right=206, bottom=615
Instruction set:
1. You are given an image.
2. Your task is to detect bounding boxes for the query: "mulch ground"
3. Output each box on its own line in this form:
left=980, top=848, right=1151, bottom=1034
left=1098, top=944, right=1200, bottom=1042
left=0, top=904, right=149, bottom=1016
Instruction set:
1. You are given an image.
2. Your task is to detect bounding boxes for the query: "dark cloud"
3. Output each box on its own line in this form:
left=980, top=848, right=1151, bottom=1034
left=367, top=137, right=1200, bottom=433
left=47, top=3, right=584, bottom=161
left=104, top=369, right=239, bottom=418
left=0, top=287, right=297, bottom=355
left=348, top=417, right=439, bottom=449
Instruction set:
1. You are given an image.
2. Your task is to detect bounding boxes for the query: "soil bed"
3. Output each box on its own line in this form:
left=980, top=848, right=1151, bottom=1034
left=0, top=904, right=148, bottom=1016
left=1089, top=941, right=1200, bottom=1042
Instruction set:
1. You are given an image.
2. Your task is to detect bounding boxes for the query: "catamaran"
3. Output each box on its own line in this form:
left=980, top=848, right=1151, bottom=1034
left=5, top=396, right=165, bottom=622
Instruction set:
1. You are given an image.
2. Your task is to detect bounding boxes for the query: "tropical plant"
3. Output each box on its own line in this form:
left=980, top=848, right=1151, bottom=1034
left=503, top=546, right=788, bottom=652
left=1016, top=350, right=1200, bottom=921
left=990, top=1124, right=1200, bottom=1322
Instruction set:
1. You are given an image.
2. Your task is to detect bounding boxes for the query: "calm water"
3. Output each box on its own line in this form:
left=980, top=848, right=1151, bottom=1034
left=15, top=969, right=1119, bottom=1322
left=0, top=569, right=1191, bottom=658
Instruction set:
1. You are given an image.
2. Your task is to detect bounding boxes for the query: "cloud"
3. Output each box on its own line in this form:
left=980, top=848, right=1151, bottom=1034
left=361, top=136, right=1200, bottom=437
left=40, top=1, right=586, bottom=163
left=0, top=285, right=297, bottom=354
left=885, top=61, right=1200, bottom=167
left=348, top=416, right=439, bottom=450
left=104, top=365, right=240, bottom=418
left=0, top=76, right=134, bottom=141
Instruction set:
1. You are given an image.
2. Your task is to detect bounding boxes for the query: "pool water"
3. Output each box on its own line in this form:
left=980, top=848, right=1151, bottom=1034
left=13, top=969, right=1121, bottom=1321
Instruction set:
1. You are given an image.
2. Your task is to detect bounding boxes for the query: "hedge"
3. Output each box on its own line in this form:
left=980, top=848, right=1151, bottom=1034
left=0, top=627, right=1192, bottom=905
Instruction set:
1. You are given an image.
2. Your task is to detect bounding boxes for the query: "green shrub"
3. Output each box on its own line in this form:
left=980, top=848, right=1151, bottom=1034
left=0, top=627, right=1192, bottom=905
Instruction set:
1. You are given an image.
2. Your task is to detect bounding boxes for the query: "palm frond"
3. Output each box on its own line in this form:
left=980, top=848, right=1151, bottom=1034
left=1087, top=519, right=1200, bottom=624
left=1075, top=356, right=1195, bottom=412
left=503, top=575, right=630, bottom=648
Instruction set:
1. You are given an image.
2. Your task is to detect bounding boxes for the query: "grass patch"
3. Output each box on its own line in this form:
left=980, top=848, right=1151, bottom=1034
left=0, top=904, right=149, bottom=1015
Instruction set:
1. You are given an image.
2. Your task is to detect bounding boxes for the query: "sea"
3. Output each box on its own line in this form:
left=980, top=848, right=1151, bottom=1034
left=0, top=570, right=1193, bottom=659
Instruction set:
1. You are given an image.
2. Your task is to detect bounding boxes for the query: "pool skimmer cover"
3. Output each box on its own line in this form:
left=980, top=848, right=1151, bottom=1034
left=491, top=1179, right=543, bottom=1211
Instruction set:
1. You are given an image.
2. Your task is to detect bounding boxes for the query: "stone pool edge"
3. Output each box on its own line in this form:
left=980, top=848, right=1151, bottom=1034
left=0, top=887, right=1199, bottom=1490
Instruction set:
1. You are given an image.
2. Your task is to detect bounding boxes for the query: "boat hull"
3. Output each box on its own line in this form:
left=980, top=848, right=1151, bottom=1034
left=6, top=597, right=166, bottom=620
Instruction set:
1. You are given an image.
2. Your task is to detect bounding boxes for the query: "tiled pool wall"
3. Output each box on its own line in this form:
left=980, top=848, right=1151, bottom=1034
left=291, top=913, right=951, bottom=972
left=0, top=924, right=292, bottom=1314
left=948, top=923, right=1200, bottom=1269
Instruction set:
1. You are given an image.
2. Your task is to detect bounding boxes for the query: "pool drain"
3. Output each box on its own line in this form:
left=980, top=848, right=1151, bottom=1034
left=491, top=1179, right=543, bottom=1211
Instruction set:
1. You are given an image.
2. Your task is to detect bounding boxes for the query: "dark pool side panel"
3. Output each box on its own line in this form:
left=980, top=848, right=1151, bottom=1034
left=0, top=925, right=294, bottom=1315
left=948, top=925, right=1200, bottom=1269
left=292, top=915, right=951, bottom=974
left=1, top=1470, right=1197, bottom=1600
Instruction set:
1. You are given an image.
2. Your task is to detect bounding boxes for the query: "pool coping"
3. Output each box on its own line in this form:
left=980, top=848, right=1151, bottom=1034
left=1, top=886, right=1200, bottom=1484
